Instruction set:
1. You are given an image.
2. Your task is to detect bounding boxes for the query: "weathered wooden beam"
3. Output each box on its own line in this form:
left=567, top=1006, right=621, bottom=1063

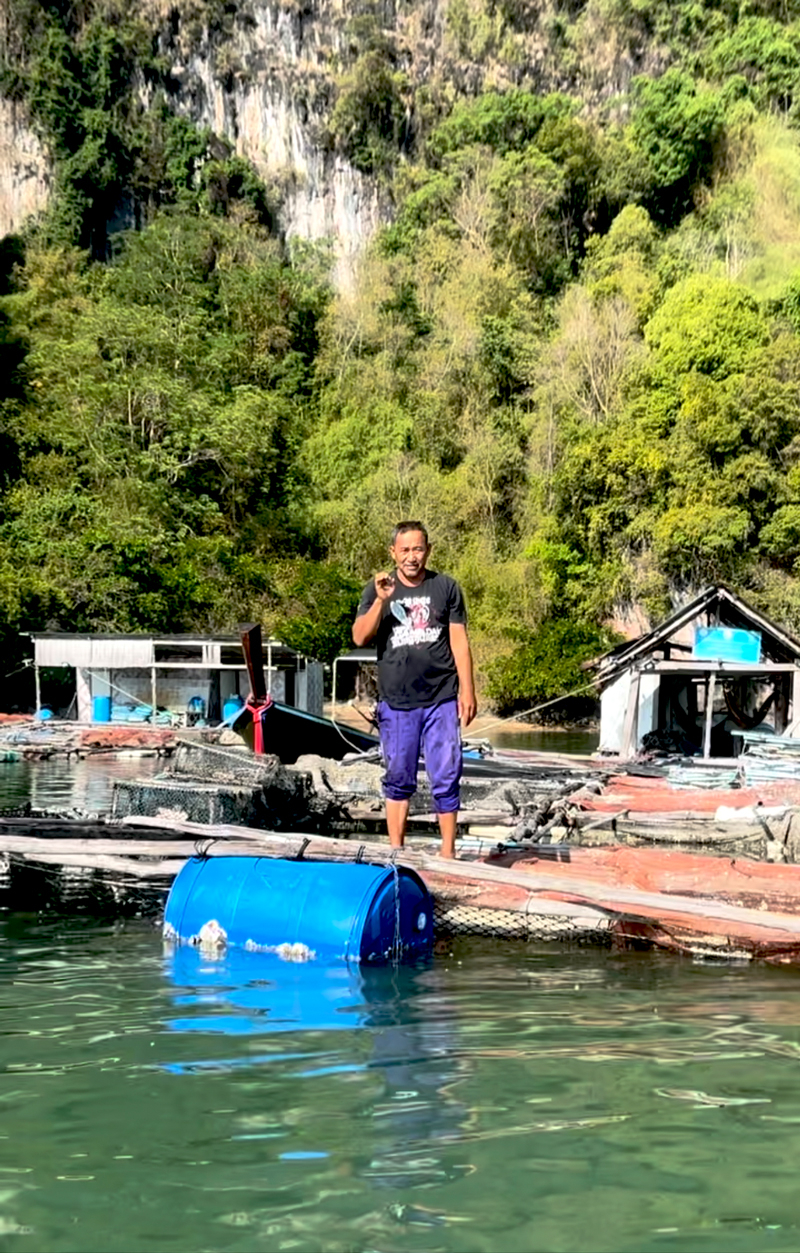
left=116, top=816, right=800, bottom=937
left=620, top=671, right=640, bottom=759
left=0, top=835, right=265, bottom=857
left=653, top=661, right=798, bottom=674
left=14, top=851, right=185, bottom=878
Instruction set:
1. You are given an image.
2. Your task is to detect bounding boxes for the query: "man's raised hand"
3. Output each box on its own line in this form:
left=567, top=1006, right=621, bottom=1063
left=374, top=572, right=396, bottom=600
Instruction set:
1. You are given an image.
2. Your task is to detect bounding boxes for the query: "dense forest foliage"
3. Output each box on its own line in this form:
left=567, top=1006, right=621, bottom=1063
left=5, top=0, right=800, bottom=711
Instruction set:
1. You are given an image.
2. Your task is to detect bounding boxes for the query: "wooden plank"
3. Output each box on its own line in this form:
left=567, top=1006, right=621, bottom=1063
left=406, top=811, right=519, bottom=827
left=239, top=624, right=266, bottom=703
left=15, top=851, right=185, bottom=877
left=0, top=836, right=266, bottom=857
left=654, top=661, right=798, bottom=674
left=703, top=672, right=717, bottom=760
left=116, top=816, right=800, bottom=936
left=620, top=671, right=640, bottom=759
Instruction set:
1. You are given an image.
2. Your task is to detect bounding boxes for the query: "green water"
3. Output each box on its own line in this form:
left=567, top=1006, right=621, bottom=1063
left=2, top=761, right=800, bottom=1252
left=0, top=755, right=162, bottom=812
left=489, top=728, right=599, bottom=755
left=2, top=918, right=800, bottom=1253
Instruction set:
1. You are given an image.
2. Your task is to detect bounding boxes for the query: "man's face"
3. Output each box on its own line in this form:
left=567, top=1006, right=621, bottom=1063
left=390, top=530, right=430, bottom=583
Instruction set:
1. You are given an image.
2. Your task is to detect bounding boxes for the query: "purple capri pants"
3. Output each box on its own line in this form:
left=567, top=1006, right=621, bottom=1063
left=376, top=698, right=462, bottom=813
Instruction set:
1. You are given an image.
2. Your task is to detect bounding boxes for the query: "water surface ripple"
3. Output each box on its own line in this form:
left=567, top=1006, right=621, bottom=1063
left=1, top=918, right=800, bottom=1252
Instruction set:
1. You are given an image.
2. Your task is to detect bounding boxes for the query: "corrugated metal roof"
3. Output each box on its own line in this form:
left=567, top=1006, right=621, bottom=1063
left=35, top=638, right=153, bottom=667
left=29, top=633, right=304, bottom=667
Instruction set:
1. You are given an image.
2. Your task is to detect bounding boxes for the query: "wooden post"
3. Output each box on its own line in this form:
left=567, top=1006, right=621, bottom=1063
left=620, top=671, right=641, bottom=759
left=240, top=625, right=267, bottom=702
left=703, top=672, right=717, bottom=759
left=151, top=665, right=157, bottom=725
left=34, top=662, right=41, bottom=715
left=775, top=676, right=788, bottom=735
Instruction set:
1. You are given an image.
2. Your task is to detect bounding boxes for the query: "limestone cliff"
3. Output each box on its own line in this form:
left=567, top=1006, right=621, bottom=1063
left=157, top=2, right=393, bottom=288
left=0, top=0, right=658, bottom=285
left=0, top=98, right=49, bottom=241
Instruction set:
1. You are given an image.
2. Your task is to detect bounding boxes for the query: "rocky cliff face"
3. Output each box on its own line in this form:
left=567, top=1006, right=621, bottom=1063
left=0, top=0, right=655, bottom=285
left=0, top=99, right=49, bottom=241
left=162, top=2, right=392, bottom=289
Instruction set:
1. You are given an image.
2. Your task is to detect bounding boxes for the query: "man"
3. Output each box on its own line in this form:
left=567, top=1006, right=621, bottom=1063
left=352, top=521, right=476, bottom=858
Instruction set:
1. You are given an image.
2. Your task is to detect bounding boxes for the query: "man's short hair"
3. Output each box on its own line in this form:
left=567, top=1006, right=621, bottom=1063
left=392, top=520, right=429, bottom=544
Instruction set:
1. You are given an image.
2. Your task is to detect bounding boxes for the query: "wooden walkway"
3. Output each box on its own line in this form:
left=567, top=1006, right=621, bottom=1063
left=5, top=814, right=800, bottom=959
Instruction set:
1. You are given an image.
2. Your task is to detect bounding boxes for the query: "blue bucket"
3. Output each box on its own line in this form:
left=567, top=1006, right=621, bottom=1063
left=92, top=695, right=112, bottom=723
left=164, top=857, right=434, bottom=963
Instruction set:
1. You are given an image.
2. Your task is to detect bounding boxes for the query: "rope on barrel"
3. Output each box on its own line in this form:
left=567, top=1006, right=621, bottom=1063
left=194, top=836, right=218, bottom=857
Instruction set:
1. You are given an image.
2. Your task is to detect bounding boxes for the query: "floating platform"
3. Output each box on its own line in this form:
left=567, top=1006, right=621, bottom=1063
left=0, top=720, right=178, bottom=759
left=6, top=814, right=800, bottom=961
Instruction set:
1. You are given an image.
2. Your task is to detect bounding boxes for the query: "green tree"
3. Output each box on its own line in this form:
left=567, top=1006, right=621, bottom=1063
left=631, top=69, right=724, bottom=224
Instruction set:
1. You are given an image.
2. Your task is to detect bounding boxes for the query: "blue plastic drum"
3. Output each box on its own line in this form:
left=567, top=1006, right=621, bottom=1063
left=92, top=695, right=112, bottom=723
left=163, top=856, right=434, bottom=963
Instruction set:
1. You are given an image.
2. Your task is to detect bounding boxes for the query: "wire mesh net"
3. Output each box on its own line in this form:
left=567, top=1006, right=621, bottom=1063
left=0, top=852, right=170, bottom=915
left=111, top=776, right=277, bottom=826
left=433, top=900, right=611, bottom=942
left=110, top=738, right=339, bottom=830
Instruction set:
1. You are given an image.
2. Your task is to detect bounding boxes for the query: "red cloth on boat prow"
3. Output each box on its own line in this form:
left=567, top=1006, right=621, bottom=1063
left=245, top=694, right=273, bottom=754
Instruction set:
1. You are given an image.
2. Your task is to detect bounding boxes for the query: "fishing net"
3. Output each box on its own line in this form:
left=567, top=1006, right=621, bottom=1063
left=570, top=823, right=773, bottom=860
left=110, top=739, right=346, bottom=830
left=111, top=776, right=277, bottom=826
left=0, top=852, right=170, bottom=916
left=169, top=739, right=283, bottom=785
left=433, top=899, right=612, bottom=943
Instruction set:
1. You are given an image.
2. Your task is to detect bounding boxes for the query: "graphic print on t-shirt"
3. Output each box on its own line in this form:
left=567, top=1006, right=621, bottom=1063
left=389, top=595, right=442, bottom=648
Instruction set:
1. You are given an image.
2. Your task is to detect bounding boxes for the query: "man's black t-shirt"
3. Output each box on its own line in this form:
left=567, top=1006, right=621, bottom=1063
left=357, top=570, right=467, bottom=711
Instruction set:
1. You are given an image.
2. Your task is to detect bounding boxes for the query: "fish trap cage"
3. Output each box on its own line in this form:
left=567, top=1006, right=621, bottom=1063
left=111, top=776, right=273, bottom=826
left=169, top=740, right=284, bottom=785
left=110, top=739, right=322, bottom=829
left=433, top=899, right=612, bottom=944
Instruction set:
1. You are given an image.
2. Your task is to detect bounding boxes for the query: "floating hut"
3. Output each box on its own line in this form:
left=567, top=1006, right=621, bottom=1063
left=27, top=632, right=324, bottom=725
left=595, top=586, right=800, bottom=761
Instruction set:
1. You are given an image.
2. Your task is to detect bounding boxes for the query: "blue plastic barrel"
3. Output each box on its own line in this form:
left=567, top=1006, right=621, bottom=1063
left=165, top=945, right=368, bottom=1041
left=164, top=856, right=434, bottom=963
left=222, top=694, right=244, bottom=722
left=92, top=695, right=112, bottom=723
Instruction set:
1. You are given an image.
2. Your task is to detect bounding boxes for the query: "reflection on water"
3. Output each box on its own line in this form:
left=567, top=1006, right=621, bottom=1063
left=0, top=756, right=797, bottom=1251
left=0, top=755, right=162, bottom=812
left=489, top=728, right=599, bottom=755
left=2, top=919, right=800, bottom=1252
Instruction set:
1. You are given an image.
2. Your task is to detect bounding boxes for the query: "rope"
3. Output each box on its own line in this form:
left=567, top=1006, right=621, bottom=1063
left=173, top=736, right=253, bottom=763
left=466, top=680, right=599, bottom=738
left=333, top=680, right=598, bottom=749
left=245, top=695, right=273, bottom=754
left=328, top=712, right=381, bottom=758
left=82, top=667, right=152, bottom=711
